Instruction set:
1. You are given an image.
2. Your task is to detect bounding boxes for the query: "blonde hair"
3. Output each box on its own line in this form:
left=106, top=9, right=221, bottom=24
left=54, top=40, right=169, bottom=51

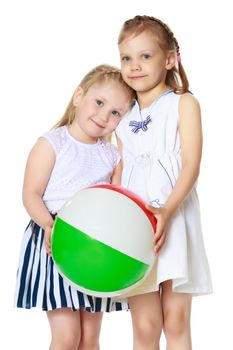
left=118, top=15, right=189, bottom=94
left=54, top=64, right=135, bottom=128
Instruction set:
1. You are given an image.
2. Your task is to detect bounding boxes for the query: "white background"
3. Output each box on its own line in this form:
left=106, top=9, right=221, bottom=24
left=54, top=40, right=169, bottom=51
left=1, top=0, right=232, bottom=349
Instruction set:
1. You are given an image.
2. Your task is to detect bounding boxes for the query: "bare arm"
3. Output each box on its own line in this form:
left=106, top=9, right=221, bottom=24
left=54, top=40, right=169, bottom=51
left=148, top=93, right=203, bottom=252
left=164, top=93, right=202, bottom=215
left=23, top=138, right=56, bottom=253
left=110, top=135, right=124, bottom=186
left=111, top=161, right=123, bottom=185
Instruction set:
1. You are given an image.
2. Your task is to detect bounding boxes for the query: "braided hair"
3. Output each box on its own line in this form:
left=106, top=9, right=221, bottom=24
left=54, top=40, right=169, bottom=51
left=118, top=15, right=189, bottom=94
left=54, top=64, right=136, bottom=128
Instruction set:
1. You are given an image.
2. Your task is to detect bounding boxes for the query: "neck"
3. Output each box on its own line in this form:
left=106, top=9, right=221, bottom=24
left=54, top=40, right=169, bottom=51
left=137, top=83, right=171, bottom=109
left=68, top=123, right=98, bottom=144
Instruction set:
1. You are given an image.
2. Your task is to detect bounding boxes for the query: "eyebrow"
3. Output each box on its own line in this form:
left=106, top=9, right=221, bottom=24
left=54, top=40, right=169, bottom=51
left=96, top=95, right=107, bottom=102
left=120, top=49, right=154, bottom=56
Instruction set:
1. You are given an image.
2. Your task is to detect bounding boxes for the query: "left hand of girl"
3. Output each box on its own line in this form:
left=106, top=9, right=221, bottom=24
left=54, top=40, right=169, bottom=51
left=146, top=205, right=172, bottom=254
left=44, top=224, right=53, bottom=256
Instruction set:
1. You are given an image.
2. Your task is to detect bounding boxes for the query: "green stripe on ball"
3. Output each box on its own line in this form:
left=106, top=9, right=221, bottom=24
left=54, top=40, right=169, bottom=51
left=52, top=217, right=149, bottom=293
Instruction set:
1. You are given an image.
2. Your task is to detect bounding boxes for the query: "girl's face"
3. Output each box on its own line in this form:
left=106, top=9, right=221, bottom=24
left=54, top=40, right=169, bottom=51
left=119, top=31, right=175, bottom=95
left=72, top=81, right=131, bottom=143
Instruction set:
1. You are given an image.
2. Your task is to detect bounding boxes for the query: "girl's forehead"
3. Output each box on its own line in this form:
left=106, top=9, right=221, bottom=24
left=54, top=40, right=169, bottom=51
left=88, top=81, right=122, bottom=93
left=119, top=31, right=159, bottom=51
left=84, top=82, right=106, bottom=97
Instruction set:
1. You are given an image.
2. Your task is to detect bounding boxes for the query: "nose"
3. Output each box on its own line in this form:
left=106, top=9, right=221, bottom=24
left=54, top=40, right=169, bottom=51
left=98, top=110, right=109, bottom=123
left=130, top=59, right=141, bottom=71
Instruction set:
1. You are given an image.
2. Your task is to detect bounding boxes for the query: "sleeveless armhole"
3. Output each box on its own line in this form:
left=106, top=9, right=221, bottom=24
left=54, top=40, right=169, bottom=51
left=110, top=143, right=121, bottom=168
left=40, top=135, right=57, bottom=155
left=102, top=141, right=121, bottom=169
left=115, top=149, right=121, bottom=167
left=40, top=127, right=67, bottom=156
left=167, top=93, right=180, bottom=127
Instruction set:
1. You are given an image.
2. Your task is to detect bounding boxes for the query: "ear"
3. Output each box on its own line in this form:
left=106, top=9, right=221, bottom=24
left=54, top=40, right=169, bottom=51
left=73, top=86, right=84, bottom=107
left=165, top=51, right=176, bottom=70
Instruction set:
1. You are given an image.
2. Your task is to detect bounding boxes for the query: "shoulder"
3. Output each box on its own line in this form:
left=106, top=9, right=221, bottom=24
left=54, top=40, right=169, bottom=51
left=179, top=92, right=200, bottom=112
left=41, top=126, right=67, bottom=155
left=42, top=125, right=66, bottom=141
left=178, top=93, right=201, bottom=123
left=26, top=136, right=56, bottom=168
left=177, top=93, right=202, bottom=137
left=27, top=129, right=59, bottom=160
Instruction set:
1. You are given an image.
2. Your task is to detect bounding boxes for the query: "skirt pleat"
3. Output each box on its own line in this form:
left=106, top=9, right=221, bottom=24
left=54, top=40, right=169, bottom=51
left=14, top=221, right=128, bottom=312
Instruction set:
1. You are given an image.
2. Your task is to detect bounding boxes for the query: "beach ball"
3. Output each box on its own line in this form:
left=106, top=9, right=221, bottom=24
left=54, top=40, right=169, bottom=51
left=51, top=184, right=157, bottom=297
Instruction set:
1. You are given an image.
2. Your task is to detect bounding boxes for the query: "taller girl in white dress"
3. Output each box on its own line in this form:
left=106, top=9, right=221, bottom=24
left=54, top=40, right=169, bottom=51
left=14, top=64, right=135, bottom=350
left=117, top=15, right=212, bottom=350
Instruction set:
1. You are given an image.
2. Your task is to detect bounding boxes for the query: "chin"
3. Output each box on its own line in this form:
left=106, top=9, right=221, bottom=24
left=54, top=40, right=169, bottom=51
left=129, top=82, right=148, bottom=91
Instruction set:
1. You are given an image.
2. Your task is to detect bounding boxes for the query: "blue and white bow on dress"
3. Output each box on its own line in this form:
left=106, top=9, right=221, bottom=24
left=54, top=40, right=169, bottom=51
left=129, top=116, right=152, bottom=133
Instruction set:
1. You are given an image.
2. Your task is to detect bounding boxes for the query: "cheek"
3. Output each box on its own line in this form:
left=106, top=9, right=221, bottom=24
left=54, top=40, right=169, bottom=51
left=81, top=105, right=96, bottom=117
left=156, top=56, right=167, bottom=70
left=108, top=118, right=121, bottom=130
left=120, top=65, right=128, bottom=78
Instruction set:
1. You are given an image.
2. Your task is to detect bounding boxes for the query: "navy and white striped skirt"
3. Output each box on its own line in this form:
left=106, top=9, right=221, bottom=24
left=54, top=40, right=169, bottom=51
left=14, top=221, right=129, bottom=312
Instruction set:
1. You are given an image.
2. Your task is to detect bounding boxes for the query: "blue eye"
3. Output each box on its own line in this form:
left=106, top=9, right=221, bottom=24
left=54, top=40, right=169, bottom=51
left=143, top=54, right=150, bottom=59
left=96, top=99, right=104, bottom=107
left=121, top=56, right=130, bottom=62
left=112, top=111, right=120, bottom=117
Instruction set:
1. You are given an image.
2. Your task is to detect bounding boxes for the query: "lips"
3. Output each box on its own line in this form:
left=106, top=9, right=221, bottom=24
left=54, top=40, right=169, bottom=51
left=129, top=75, right=147, bottom=80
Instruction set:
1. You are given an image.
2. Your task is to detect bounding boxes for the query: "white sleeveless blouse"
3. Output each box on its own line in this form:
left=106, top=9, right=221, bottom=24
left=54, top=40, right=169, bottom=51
left=42, top=126, right=119, bottom=213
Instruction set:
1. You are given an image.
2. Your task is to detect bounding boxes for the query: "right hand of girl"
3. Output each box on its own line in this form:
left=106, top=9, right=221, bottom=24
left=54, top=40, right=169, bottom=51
left=44, top=224, right=53, bottom=256
left=146, top=205, right=172, bottom=254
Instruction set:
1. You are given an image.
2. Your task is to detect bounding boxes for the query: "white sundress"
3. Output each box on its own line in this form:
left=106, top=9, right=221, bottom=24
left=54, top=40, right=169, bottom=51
left=116, top=91, right=213, bottom=296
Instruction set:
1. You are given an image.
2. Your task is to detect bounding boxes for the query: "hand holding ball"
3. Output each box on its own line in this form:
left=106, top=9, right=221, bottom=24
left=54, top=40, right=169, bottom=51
left=51, top=185, right=156, bottom=297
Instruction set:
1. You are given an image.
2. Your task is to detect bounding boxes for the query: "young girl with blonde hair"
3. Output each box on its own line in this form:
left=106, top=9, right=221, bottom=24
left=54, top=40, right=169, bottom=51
left=14, top=64, right=135, bottom=350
